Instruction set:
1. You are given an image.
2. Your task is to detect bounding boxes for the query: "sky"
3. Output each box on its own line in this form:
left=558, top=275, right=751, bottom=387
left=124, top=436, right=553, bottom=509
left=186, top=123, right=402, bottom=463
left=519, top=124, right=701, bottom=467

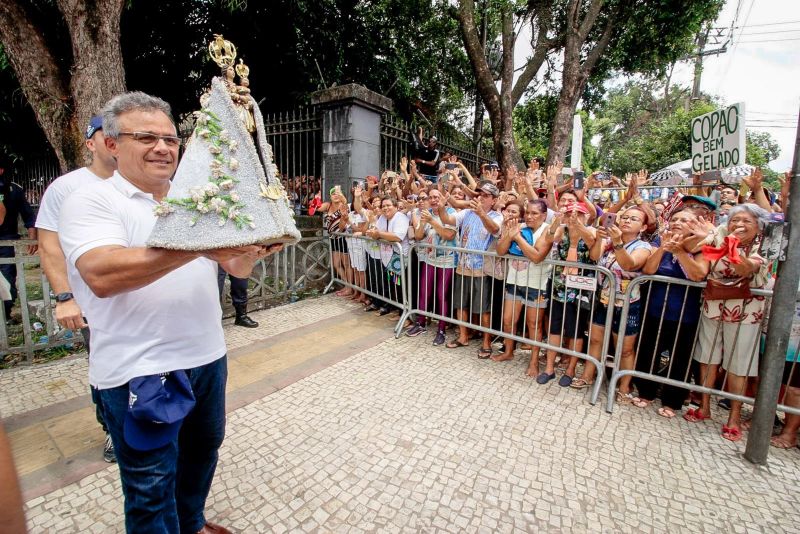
left=512, top=0, right=799, bottom=171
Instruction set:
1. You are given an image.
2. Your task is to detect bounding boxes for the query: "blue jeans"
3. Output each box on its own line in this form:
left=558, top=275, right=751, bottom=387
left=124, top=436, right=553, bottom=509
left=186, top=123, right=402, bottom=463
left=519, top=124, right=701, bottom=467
left=97, top=356, right=228, bottom=533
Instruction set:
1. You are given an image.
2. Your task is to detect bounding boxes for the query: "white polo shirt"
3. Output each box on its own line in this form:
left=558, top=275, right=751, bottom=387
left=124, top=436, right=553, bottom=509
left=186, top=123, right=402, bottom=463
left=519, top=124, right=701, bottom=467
left=35, top=167, right=104, bottom=231
left=58, top=172, right=226, bottom=389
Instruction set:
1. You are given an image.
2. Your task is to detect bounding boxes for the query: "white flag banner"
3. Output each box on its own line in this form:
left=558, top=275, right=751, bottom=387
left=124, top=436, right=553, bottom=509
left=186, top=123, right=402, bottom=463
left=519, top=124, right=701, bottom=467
left=570, top=114, right=583, bottom=171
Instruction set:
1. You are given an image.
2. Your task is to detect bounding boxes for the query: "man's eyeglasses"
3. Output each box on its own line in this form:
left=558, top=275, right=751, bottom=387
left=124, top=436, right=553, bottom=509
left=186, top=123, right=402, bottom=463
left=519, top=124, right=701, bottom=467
left=118, top=131, right=182, bottom=148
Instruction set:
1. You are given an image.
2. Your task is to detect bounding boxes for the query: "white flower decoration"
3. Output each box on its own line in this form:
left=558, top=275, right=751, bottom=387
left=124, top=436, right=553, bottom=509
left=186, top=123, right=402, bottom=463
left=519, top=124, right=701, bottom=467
left=228, top=207, right=239, bottom=220
left=195, top=113, right=209, bottom=127
left=230, top=191, right=241, bottom=203
left=196, top=202, right=210, bottom=214
left=228, top=158, right=239, bottom=171
left=153, top=202, right=175, bottom=217
left=219, top=179, right=235, bottom=190
left=209, top=145, right=222, bottom=155
left=204, top=182, right=220, bottom=197
left=209, top=197, right=227, bottom=214
left=198, top=129, right=211, bottom=139
left=218, top=218, right=226, bottom=227
left=228, top=140, right=238, bottom=152
left=189, top=186, right=206, bottom=203
left=219, top=130, right=230, bottom=143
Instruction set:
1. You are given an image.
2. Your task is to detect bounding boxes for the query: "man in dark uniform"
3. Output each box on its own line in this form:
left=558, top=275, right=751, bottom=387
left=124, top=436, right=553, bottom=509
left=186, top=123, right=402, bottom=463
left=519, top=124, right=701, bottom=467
left=410, top=126, right=440, bottom=181
left=0, top=163, right=37, bottom=320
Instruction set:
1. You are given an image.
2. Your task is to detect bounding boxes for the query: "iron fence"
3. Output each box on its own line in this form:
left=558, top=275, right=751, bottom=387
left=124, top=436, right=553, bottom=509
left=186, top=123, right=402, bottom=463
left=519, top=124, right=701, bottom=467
left=0, top=237, right=330, bottom=365
left=380, top=113, right=490, bottom=176
left=12, top=157, right=61, bottom=207
left=262, top=106, right=322, bottom=216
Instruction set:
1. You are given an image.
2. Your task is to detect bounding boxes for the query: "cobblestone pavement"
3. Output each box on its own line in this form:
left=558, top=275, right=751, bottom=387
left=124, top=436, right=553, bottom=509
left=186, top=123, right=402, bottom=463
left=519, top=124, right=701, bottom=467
left=0, top=297, right=360, bottom=418
left=10, top=295, right=800, bottom=532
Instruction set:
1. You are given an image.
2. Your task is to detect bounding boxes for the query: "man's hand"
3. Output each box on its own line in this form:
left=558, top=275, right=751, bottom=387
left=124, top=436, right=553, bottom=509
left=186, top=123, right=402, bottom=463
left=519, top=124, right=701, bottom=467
left=55, top=300, right=86, bottom=330
left=469, top=199, right=485, bottom=216
left=203, top=245, right=277, bottom=264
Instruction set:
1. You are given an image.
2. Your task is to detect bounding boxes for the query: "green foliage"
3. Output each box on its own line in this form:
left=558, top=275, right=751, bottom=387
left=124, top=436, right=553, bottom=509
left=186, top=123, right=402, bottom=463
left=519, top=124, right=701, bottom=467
left=590, top=80, right=783, bottom=179
left=513, top=93, right=558, bottom=163
left=121, top=0, right=474, bottom=126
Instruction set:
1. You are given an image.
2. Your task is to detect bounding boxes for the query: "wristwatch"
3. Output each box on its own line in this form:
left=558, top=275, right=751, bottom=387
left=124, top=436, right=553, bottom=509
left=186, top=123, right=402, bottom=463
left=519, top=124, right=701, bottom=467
left=613, top=242, right=624, bottom=250
left=55, top=292, right=74, bottom=303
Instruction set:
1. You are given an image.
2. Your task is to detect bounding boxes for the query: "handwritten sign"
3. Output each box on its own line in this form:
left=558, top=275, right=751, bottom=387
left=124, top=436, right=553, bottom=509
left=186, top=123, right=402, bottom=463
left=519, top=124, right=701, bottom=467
left=691, top=103, right=746, bottom=173
left=570, top=115, right=583, bottom=171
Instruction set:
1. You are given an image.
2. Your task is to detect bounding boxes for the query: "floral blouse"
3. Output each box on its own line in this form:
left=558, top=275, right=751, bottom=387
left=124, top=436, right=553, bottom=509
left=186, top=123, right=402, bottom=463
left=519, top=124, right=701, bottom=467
left=702, top=243, right=769, bottom=325
left=550, top=229, right=596, bottom=304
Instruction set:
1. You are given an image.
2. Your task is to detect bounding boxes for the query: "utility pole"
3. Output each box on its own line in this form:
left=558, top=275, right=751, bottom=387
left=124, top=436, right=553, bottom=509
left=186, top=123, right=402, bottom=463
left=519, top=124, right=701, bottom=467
left=691, top=27, right=709, bottom=101
left=744, top=107, right=800, bottom=464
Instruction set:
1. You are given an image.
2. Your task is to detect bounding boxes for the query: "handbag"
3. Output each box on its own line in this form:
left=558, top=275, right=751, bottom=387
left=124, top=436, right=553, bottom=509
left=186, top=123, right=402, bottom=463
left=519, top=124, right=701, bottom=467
left=703, top=277, right=752, bottom=301
left=703, top=257, right=753, bottom=301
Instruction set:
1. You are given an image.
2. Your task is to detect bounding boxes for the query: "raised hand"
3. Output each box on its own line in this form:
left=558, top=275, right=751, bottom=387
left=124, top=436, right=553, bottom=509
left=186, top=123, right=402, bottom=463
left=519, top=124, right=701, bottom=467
left=400, top=156, right=408, bottom=173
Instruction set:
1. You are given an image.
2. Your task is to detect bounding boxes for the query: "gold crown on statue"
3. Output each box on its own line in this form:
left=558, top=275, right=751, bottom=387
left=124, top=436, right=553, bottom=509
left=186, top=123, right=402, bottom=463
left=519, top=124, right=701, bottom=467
left=208, top=34, right=237, bottom=68
left=235, top=58, right=250, bottom=80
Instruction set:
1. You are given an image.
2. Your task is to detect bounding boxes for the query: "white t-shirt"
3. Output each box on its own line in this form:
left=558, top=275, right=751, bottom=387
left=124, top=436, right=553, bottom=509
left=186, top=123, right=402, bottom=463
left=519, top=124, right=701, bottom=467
left=377, top=212, right=410, bottom=266
left=35, top=167, right=104, bottom=231
left=58, top=172, right=226, bottom=389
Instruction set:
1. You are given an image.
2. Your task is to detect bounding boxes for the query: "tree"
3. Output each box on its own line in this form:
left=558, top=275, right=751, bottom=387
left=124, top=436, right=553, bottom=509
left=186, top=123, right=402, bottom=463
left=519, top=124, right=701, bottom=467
left=591, top=80, right=782, bottom=178
left=545, top=0, right=723, bottom=167
left=456, top=0, right=559, bottom=171
left=0, top=0, right=126, bottom=172
left=455, top=0, right=722, bottom=171
left=1, top=1, right=476, bottom=168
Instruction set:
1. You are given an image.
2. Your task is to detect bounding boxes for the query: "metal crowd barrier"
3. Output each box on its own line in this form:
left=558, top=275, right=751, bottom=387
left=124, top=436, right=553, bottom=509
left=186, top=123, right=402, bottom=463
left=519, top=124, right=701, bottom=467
left=0, top=240, right=84, bottom=362
left=393, top=242, right=617, bottom=405
left=605, top=275, right=800, bottom=417
left=324, top=231, right=409, bottom=338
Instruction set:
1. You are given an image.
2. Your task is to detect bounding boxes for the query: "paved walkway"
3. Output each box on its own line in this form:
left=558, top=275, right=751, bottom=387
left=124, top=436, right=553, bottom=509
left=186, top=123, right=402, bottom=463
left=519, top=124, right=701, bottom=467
left=2, top=294, right=799, bottom=533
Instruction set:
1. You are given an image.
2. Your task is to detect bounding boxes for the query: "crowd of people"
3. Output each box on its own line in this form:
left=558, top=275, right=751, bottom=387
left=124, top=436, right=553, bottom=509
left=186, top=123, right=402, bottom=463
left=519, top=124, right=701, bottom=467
left=321, top=135, right=798, bottom=449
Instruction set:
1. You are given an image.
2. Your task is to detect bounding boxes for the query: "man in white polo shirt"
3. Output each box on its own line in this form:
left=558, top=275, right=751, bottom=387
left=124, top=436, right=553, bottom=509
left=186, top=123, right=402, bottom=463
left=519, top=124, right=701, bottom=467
left=36, top=114, right=118, bottom=463
left=59, top=92, right=280, bottom=534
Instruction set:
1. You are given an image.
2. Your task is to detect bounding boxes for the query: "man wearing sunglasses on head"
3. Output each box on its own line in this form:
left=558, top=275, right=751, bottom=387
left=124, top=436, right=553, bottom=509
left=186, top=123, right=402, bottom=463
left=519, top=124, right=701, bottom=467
left=36, top=114, right=119, bottom=463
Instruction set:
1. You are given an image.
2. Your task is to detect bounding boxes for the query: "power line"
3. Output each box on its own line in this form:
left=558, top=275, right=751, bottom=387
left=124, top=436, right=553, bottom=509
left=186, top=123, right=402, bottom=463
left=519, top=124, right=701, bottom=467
left=738, top=37, right=800, bottom=43
left=734, top=19, right=800, bottom=28
left=739, top=28, right=800, bottom=36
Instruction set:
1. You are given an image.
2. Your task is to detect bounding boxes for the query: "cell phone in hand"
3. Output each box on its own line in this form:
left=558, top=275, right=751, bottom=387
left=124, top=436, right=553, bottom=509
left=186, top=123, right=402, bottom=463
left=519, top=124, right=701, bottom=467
left=445, top=163, right=458, bottom=170
left=600, top=212, right=616, bottom=229
left=573, top=171, right=585, bottom=190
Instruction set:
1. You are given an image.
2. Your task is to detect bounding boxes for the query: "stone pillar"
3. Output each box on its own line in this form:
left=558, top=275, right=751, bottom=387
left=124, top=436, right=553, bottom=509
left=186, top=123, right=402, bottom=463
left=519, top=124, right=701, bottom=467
left=311, top=84, right=393, bottom=202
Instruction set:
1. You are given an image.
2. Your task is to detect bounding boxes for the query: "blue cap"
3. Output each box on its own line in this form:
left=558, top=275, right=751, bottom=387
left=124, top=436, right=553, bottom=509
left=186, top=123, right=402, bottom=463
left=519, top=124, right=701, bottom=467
left=85, top=116, right=103, bottom=139
left=124, top=371, right=196, bottom=451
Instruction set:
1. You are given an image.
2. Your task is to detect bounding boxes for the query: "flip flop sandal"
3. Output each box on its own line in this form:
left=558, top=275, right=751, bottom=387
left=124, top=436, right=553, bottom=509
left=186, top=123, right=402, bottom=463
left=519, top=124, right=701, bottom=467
left=616, top=391, right=635, bottom=405
left=770, top=436, right=797, bottom=449
left=446, top=339, right=469, bottom=349
left=658, top=407, right=677, bottom=419
left=683, top=408, right=711, bottom=423
left=477, top=348, right=493, bottom=359
left=721, top=425, right=742, bottom=442
left=631, top=397, right=651, bottom=409
left=569, top=378, right=593, bottom=390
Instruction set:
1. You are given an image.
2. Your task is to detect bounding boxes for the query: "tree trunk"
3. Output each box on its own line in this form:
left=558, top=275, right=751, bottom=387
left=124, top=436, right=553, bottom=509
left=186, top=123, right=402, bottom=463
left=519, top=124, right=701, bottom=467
left=457, top=0, right=533, bottom=174
left=0, top=1, right=75, bottom=171
left=60, top=0, right=127, bottom=167
left=547, top=59, right=586, bottom=168
left=546, top=0, right=615, bottom=168
left=0, top=0, right=126, bottom=173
